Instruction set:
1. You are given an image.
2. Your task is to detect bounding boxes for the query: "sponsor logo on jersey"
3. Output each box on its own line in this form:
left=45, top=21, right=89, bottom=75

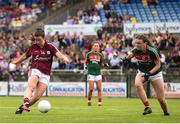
left=134, top=54, right=152, bottom=62
left=34, top=55, right=51, bottom=61
left=41, top=51, right=45, bottom=54
left=89, top=55, right=101, bottom=61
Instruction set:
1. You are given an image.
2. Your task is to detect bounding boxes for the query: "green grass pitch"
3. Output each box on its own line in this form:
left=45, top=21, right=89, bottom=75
left=0, top=97, right=179, bottom=123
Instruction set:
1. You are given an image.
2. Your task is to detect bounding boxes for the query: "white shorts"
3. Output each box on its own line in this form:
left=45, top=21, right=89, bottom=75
left=28, top=69, right=50, bottom=85
left=87, top=74, right=102, bottom=82
left=138, top=70, right=163, bottom=81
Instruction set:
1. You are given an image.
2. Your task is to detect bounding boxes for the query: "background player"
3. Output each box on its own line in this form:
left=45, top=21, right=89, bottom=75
left=84, top=41, right=104, bottom=106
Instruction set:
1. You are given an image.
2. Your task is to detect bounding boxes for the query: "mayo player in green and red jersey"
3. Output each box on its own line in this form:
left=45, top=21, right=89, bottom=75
left=126, top=34, right=170, bottom=116
left=84, top=41, right=104, bottom=106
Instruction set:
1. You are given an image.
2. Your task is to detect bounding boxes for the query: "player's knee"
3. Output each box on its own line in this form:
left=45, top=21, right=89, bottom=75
left=135, top=83, right=142, bottom=89
left=89, top=89, right=93, bottom=92
left=97, top=88, right=101, bottom=92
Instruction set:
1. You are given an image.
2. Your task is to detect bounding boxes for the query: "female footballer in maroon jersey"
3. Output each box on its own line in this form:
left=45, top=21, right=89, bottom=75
left=13, top=28, right=70, bottom=114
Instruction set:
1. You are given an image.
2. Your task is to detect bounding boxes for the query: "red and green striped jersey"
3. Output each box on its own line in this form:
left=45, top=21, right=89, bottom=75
left=86, top=51, right=103, bottom=75
left=131, top=45, right=162, bottom=74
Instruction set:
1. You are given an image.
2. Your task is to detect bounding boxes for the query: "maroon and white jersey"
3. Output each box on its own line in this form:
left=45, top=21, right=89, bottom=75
left=26, top=42, right=58, bottom=75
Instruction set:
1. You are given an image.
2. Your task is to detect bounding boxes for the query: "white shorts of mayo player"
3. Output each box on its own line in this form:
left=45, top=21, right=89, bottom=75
left=138, top=70, right=163, bottom=82
left=87, top=74, right=102, bottom=82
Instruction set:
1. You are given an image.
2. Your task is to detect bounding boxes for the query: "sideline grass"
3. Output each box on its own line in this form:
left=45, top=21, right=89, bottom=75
left=0, top=97, right=179, bottom=123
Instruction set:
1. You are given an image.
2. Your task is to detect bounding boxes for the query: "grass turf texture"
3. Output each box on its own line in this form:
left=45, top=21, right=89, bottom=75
left=0, top=97, right=179, bottom=123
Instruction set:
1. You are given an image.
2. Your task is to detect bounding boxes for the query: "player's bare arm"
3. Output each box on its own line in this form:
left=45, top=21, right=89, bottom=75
left=84, top=52, right=89, bottom=70
left=149, top=58, right=161, bottom=75
left=84, top=59, right=87, bottom=69
left=100, top=57, right=106, bottom=68
left=55, top=51, right=70, bottom=64
left=12, top=53, right=28, bottom=64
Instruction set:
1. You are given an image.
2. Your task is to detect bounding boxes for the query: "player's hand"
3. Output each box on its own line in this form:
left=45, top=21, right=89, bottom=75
left=142, top=73, right=150, bottom=83
left=83, top=65, right=88, bottom=75
left=11, top=58, right=18, bottom=65
left=84, top=65, right=87, bottom=70
left=122, top=57, right=130, bottom=63
left=9, top=61, right=17, bottom=71
left=63, top=57, right=71, bottom=64
left=104, top=63, right=109, bottom=67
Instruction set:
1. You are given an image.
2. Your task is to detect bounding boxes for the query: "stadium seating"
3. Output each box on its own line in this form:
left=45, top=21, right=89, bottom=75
left=0, top=0, right=66, bottom=29
left=99, top=0, right=180, bottom=23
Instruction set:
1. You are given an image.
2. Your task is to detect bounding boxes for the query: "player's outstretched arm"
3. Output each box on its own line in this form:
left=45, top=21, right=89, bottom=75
left=55, top=51, right=70, bottom=64
left=12, top=53, right=27, bottom=64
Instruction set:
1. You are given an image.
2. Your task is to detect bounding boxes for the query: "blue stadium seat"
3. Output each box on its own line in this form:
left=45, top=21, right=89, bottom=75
left=98, top=0, right=180, bottom=23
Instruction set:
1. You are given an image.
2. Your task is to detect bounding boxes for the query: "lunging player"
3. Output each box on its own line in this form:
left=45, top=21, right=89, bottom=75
left=126, top=34, right=170, bottom=116
left=13, top=28, right=70, bottom=114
